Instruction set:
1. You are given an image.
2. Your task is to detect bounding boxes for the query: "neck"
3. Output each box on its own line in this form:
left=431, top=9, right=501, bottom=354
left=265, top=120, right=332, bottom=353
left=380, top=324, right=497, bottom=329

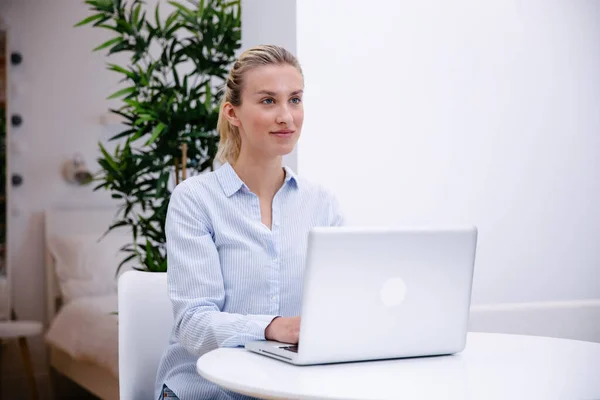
left=232, top=152, right=285, bottom=198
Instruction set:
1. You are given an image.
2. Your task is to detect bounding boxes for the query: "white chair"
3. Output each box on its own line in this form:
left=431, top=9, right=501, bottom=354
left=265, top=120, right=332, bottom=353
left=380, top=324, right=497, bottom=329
left=118, top=270, right=173, bottom=400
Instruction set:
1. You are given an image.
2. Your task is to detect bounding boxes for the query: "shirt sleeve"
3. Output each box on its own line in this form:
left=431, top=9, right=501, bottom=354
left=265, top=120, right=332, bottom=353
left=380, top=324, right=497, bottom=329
left=328, top=191, right=345, bottom=227
left=165, top=182, right=278, bottom=357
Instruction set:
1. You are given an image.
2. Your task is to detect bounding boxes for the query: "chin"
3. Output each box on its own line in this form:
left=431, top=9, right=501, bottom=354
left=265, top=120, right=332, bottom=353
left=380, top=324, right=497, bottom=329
left=277, top=144, right=297, bottom=157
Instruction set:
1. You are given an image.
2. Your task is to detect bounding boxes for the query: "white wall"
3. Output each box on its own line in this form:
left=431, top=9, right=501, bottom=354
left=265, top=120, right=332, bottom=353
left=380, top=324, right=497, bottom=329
left=1, top=0, right=150, bottom=393
left=296, top=0, right=600, bottom=306
left=3, top=0, right=126, bottom=322
left=241, top=0, right=298, bottom=171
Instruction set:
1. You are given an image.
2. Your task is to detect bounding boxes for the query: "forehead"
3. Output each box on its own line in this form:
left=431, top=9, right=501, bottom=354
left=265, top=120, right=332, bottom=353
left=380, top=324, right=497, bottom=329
left=243, top=64, right=304, bottom=95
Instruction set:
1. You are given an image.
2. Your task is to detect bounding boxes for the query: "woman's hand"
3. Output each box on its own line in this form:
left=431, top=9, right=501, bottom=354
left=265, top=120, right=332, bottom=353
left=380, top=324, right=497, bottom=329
left=264, top=316, right=301, bottom=344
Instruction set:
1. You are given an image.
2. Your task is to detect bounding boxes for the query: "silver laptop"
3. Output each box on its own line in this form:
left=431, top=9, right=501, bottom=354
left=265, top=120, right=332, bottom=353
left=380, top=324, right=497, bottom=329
left=245, top=226, right=478, bottom=365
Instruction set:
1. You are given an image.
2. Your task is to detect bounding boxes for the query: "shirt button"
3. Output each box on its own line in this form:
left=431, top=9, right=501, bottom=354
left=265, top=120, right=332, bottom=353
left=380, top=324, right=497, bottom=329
left=273, top=258, right=278, bottom=263
left=272, top=296, right=277, bottom=301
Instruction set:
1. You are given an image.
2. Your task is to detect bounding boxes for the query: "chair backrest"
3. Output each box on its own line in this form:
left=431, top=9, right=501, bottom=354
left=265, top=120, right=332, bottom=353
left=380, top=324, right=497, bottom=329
left=118, top=270, right=173, bottom=400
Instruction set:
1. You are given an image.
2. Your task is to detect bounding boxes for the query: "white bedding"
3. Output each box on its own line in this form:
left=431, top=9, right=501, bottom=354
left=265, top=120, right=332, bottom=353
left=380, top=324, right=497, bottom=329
left=45, top=294, right=119, bottom=377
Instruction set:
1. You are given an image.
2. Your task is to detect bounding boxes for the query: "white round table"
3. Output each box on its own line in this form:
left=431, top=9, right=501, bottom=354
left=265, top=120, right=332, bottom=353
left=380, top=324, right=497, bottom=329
left=197, top=332, right=600, bottom=400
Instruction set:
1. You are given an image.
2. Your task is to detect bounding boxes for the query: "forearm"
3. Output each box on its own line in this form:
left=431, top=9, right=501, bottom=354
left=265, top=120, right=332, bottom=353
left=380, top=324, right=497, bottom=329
left=174, top=303, right=278, bottom=356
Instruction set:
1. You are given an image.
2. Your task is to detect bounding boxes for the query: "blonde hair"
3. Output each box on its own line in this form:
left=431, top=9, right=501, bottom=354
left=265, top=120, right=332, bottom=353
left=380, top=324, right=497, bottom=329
left=216, top=45, right=303, bottom=164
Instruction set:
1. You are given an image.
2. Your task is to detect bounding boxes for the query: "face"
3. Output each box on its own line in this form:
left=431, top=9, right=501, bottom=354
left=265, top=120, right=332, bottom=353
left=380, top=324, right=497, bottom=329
left=224, top=64, right=304, bottom=161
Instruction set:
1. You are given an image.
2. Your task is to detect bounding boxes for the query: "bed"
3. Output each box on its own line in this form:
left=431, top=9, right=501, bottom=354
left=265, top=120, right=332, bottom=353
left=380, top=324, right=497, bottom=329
left=44, top=208, right=133, bottom=400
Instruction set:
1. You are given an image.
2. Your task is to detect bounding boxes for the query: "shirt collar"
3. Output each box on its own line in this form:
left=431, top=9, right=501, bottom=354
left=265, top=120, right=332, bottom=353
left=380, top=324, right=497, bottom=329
left=216, top=162, right=299, bottom=198
left=283, top=165, right=299, bottom=189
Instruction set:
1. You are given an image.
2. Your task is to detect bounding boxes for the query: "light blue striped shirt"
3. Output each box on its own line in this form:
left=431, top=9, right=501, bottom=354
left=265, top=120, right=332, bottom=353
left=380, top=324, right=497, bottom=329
left=155, top=162, right=343, bottom=400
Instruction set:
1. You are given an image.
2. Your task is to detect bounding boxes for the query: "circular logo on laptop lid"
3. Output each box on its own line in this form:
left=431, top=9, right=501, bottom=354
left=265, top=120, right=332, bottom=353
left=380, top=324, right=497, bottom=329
left=380, top=277, right=407, bottom=307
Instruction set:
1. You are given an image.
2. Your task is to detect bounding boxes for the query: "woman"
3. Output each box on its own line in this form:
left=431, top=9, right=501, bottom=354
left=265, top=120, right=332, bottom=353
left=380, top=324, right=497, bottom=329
left=155, top=44, right=343, bottom=400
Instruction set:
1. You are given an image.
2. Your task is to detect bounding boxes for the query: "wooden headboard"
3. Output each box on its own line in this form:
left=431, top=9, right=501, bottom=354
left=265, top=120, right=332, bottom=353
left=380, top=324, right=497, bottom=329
left=44, top=208, right=120, bottom=326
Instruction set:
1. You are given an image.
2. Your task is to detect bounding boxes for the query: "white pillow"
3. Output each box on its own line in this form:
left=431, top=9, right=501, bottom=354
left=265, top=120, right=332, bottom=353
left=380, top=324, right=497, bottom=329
left=47, top=232, right=135, bottom=303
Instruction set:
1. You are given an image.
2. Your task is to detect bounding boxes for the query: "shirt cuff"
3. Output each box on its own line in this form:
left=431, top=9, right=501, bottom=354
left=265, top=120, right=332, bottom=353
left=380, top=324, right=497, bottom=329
left=244, top=314, right=279, bottom=341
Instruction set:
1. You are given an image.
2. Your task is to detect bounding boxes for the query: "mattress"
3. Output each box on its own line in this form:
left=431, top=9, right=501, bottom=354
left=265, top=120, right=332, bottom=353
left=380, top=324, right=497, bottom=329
left=45, top=294, right=119, bottom=377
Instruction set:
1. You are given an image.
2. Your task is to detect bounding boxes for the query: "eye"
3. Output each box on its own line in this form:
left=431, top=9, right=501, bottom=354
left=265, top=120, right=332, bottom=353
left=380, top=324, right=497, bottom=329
left=290, top=97, right=302, bottom=104
left=262, top=98, right=275, bottom=105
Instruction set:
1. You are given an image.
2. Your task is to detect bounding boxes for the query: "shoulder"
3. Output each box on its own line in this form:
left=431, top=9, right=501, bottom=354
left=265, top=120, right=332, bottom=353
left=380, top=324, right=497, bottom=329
left=293, top=175, right=344, bottom=226
left=169, top=170, right=222, bottom=205
left=167, top=171, right=222, bottom=222
left=294, top=175, right=339, bottom=204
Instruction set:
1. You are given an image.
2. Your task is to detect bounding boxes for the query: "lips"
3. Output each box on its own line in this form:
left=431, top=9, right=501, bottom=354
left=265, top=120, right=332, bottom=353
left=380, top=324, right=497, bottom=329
left=271, top=130, right=294, bottom=138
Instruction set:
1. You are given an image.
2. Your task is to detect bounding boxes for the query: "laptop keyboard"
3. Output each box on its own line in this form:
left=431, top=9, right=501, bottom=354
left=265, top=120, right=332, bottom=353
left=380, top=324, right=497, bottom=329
left=280, top=345, right=298, bottom=353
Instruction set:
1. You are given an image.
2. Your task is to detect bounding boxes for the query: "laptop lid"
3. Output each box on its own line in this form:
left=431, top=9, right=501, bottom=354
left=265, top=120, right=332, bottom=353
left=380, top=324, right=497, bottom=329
left=295, top=226, right=478, bottom=365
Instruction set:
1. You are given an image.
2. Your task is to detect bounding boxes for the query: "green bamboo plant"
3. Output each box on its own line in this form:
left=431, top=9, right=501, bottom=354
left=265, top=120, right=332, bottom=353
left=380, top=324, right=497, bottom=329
left=76, top=0, right=241, bottom=272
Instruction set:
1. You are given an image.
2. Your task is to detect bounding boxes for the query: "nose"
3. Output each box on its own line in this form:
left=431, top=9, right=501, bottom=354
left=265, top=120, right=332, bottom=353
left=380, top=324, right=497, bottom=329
left=276, top=104, right=293, bottom=126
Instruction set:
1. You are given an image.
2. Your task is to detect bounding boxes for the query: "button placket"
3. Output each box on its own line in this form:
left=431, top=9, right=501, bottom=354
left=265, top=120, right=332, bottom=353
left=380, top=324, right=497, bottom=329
left=266, top=232, right=279, bottom=313
left=269, top=188, right=285, bottom=314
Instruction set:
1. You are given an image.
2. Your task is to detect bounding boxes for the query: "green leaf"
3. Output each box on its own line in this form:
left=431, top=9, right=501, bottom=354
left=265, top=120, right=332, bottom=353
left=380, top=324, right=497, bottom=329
left=108, top=64, right=135, bottom=79
left=85, top=0, right=114, bottom=11
left=204, top=82, right=212, bottom=108
left=157, top=258, right=167, bottom=272
left=108, top=109, right=135, bottom=123
left=98, top=142, right=121, bottom=173
left=109, top=130, right=132, bottom=141
left=168, top=36, right=179, bottom=61
left=123, top=98, right=143, bottom=108
left=144, top=123, right=166, bottom=146
left=164, top=11, right=178, bottom=30
left=183, top=75, right=189, bottom=93
left=155, top=171, right=170, bottom=197
left=109, top=220, right=130, bottom=230
left=133, top=114, right=155, bottom=126
left=132, top=3, right=141, bottom=26
left=129, top=127, right=146, bottom=142
left=154, top=3, right=162, bottom=31
left=92, top=16, right=112, bottom=27
left=168, top=1, right=194, bottom=17
left=92, top=37, right=123, bottom=52
left=137, top=11, right=147, bottom=31
left=116, top=18, right=135, bottom=34
left=107, top=86, right=136, bottom=99
left=95, top=23, right=119, bottom=32
left=145, top=239, right=155, bottom=267
left=222, top=0, right=241, bottom=8
left=165, top=22, right=183, bottom=37
left=108, top=40, right=131, bottom=55
left=74, top=13, right=106, bottom=27
left=172, top=65, right=181, bottom=88
left=197, top=0, right=205, bottom=19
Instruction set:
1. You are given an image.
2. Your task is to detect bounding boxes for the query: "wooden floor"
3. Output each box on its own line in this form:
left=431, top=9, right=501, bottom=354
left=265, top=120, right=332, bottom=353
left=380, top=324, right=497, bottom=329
left=1, top=339, right=99, bottom=400
left=1, top=373, right=100, bottom=400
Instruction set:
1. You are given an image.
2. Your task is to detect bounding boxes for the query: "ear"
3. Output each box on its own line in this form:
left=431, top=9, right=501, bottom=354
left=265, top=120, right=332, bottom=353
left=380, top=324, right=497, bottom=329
left=223, top=102, right=241, bottom=127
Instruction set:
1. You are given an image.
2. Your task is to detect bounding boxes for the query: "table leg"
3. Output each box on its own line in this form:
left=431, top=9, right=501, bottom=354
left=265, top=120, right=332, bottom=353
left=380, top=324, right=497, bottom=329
left=18, top=337, right=38, bottom=400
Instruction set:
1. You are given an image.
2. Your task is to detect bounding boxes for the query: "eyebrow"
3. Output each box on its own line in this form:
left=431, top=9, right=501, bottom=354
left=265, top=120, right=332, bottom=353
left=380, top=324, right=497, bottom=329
left=254, top=89, right=304, bottom=96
